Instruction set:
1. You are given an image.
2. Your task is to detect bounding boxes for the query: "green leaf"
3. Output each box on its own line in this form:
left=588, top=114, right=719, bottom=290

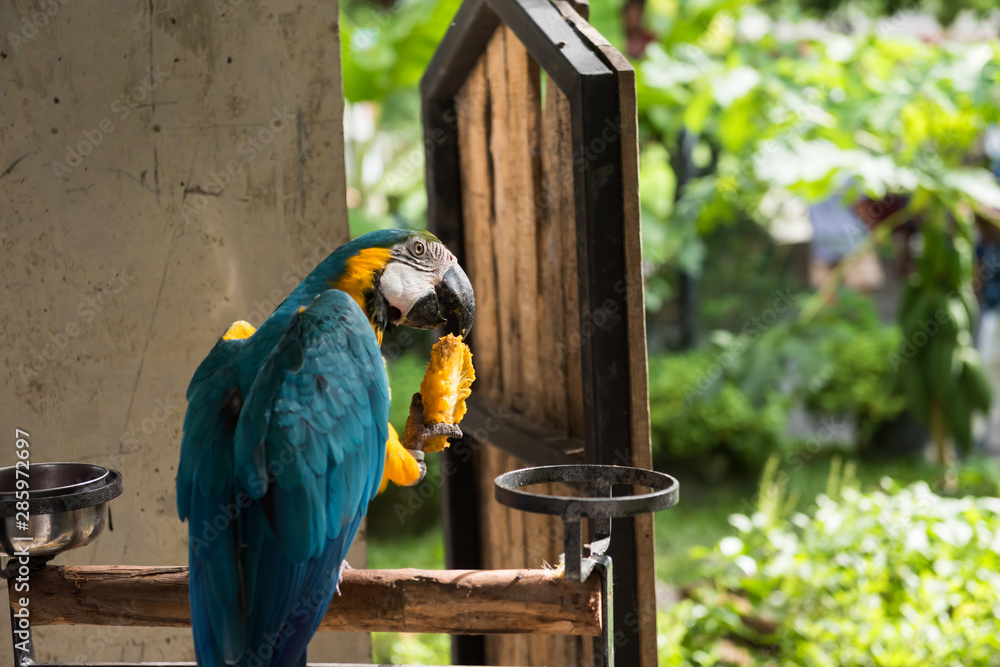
left=943, top=169, right=1000, bottom=210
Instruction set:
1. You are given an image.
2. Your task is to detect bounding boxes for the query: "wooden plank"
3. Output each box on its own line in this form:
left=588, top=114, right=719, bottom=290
left=457, top=54, right=502, bottom=403
left=502, top=26, right=545, bottom=418
left=526, top=481, right=561, bottom=667
left=504, top=452, right=531, bottom=667
left=538, top=73, right=571, bottom=433
left=479, top=443, right=508, bottom=573
left=518, top=474, right=559, bottom=667
left=476, top=445, right=502, bottom=665
left=463, top=397, right=586, bottom=467
left=19, top=566, right=602, bottom=637
left=556, top=83, right=586, bottom=440
left=486, top=27, right=523, bottom=413
left=613, top=42, right=659, bottom=667
left=420, top=0, right=498, bottom=100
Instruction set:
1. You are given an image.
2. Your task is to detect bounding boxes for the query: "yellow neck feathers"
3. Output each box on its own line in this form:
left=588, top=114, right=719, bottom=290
left=222, top=320, right=257, bottom=341
left=330, top=246, right=392, bottom=343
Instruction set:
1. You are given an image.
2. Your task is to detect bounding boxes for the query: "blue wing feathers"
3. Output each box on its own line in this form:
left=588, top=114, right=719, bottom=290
left=180, top=289, right=390, bottom=667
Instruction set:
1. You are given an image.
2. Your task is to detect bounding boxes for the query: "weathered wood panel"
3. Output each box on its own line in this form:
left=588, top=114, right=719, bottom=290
left=457, top=23, right=595, bottom=667
left=503, top=27, right=544, bottom=419
left=538, top=73, right=571, bottom=432
left=456, top=55, right=501, bottom=403
left=485, top=27, right=522, bottom=414
left=442, top=1, right=656, bottom=664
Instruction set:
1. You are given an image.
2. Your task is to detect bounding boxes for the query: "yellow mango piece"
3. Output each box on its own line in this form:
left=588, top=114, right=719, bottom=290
left=419, top=334, right=475, bottom=453
left=379, top=423, right=422, bottom=493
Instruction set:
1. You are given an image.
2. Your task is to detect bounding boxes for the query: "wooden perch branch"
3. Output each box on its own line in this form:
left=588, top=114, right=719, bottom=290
left=14, top=566, right=601, bottom=636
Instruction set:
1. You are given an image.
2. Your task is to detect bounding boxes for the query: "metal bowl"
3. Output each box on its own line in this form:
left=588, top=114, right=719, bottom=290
left=0, top=464, right=123, bottom=557
left=0, top=462, right=109, bottom=500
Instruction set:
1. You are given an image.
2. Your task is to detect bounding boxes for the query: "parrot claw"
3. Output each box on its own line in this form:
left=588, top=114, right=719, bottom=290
left=401, top=393, right=463, bottom=453
left=402, top=449, right=429, bottom=486
left=335, top=560, right=352, bottom=597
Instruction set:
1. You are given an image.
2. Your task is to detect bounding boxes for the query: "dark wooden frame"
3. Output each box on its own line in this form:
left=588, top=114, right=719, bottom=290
left=422, top=1, right=647, bottom=664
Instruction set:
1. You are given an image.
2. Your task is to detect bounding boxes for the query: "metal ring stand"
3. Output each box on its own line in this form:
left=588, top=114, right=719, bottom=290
left=495, top=465, right=680, bottom=667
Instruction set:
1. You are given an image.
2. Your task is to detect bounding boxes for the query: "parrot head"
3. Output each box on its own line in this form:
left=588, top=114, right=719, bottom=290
left=327, top=229, right=476, bottom=340
left=379, top=232, right=476, bottom=336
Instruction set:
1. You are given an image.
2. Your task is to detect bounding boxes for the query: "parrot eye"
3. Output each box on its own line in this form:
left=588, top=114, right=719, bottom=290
left=412, top=240, right=425, bottom=257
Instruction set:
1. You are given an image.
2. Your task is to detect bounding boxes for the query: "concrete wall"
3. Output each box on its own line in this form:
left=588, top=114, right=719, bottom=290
left=0, top=0, right=369, bottom=661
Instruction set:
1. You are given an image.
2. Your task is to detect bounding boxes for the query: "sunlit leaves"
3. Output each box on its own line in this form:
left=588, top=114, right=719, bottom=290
left=635, top=0, right=1000, bottom=334
left=660, top=478, right=1000, bottom=665
left=341, top=0, right=462, bottom=103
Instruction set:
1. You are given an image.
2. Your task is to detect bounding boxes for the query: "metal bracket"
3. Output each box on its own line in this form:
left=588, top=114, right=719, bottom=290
left=587, top=551, right=613, bottom=667
left=494, top=464, right=680, bottom=667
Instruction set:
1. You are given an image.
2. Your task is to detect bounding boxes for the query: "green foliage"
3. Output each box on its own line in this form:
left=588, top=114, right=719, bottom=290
left=659, top=462, right=1000, bottom=665
left=369, top=526, right=449, bottom=665
left=637, top=21, right=1000, bottom=244
left=341, top=0, right=462, bottom=103
left=955, top=456, right=1000, bottom=496
left=649, top=292, right=908, bottom=465
left=367, top=347, right=443, bottom=537
left=895, top=223, right=992, bottom=456
left=648, top=349, right=791, bottom=466
left=372, top=632, right=450, bottom=665
left=761, top=0, right=1000, bottom=26
left=386, top=347, right=428, bottom=434
left=340, top=0, right=460, bottom=235
left=368, top=524, right=446, bottom=570
left=634, top=2, right=1000, bottom=457
left=803, top=322, right=905, bottom=430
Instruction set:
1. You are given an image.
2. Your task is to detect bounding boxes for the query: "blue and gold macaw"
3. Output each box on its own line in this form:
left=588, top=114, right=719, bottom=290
left=176, top=229, right=474, bottom=667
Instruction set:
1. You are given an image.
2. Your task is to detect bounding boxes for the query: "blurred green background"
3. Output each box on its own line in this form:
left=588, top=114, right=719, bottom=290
left=339, top=0, right=1000, bottom=662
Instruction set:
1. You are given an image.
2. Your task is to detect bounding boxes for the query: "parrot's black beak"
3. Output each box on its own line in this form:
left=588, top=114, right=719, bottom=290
left=400, top=265, right=476, bottom=337
left=437, top=265, right=475, bottom=338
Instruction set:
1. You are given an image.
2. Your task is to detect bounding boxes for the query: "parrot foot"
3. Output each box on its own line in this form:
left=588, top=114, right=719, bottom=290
left=401, top=393, right=463, bottom=453
left=335, top=560, right=353, bottom=597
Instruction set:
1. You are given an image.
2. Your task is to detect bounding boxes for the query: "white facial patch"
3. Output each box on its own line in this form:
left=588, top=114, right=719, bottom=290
left=380, top=261, right=442, bottom=324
